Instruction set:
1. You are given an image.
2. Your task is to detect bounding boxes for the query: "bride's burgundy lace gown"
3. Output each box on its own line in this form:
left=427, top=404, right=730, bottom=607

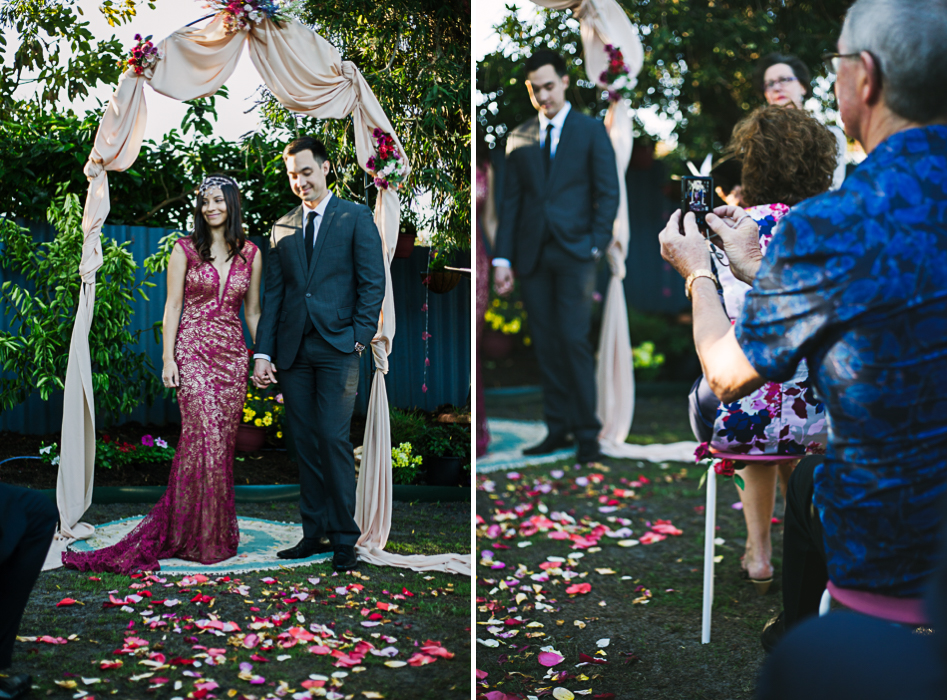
left=63, top=238, right=258, bottom=574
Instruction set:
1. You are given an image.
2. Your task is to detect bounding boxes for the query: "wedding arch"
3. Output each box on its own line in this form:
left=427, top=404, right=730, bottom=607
left=50, top=5, right=469, bottom=576
left=526, top=0, right=696, bottom=464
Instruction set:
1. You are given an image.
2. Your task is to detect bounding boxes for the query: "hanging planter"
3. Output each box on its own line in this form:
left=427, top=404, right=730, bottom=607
left=420, top=270, right=463, bottom=294
left=235, top=424, right=267, bottom=452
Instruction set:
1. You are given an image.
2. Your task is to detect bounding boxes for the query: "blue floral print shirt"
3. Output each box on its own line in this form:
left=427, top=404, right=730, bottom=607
left=736, top=125, right=947, bottom=597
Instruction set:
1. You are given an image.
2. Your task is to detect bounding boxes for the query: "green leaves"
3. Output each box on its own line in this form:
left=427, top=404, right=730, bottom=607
left=262, top=0, right=470, bottom=259
left=479, top=0, right=849, bottom=174
left=0, top=192, right=162, bottom=422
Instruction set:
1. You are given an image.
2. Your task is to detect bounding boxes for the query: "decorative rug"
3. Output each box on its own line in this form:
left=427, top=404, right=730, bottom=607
left=477, top=419, right=698, bottom=473
left=67, top=517, right=330, bottom=574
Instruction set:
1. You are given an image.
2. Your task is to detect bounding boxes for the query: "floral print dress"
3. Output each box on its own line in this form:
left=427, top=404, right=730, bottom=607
left=711, top=203, right=827, bottom=457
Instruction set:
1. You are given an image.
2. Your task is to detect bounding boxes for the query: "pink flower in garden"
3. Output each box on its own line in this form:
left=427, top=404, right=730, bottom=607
left=275, top=394, right=284, bottom=404
left=155, top=438, right=168, bottom=449
left=141, top=435, right=154, bottom=447
left=422, top=384, right=428, bottom=393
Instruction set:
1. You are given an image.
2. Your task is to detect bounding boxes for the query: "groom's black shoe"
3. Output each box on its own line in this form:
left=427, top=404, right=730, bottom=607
left=522, top=433, right=573, bottom=456
left=576, top=440, right=604, bottom=464
left=277, top=537, right=332, bottom=559
left=0, top=673, right=32, bottom=699
left=332, top=545, right=358, bottom=572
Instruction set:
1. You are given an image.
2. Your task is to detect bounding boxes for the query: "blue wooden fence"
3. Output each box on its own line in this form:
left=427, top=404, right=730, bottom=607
left=0, top=222, right=470, bottom=434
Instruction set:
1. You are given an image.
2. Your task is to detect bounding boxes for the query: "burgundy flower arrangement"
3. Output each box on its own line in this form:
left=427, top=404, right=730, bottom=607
left=599, top=43, right=635, bottom=103
left=366, top=128, right=407, bottom=191
left=125, top=34, right=163, bottom=76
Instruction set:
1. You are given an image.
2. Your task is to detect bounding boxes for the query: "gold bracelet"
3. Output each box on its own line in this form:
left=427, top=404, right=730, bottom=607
left=685, top=269, right=717, bottom=300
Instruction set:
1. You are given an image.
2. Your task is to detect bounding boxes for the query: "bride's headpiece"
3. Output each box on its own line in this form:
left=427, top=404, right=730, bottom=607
left=199, top=175, right=239, bottom=195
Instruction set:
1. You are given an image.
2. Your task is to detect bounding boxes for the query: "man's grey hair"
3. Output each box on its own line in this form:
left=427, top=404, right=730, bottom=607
left=841, top=0, right=947, bottom=123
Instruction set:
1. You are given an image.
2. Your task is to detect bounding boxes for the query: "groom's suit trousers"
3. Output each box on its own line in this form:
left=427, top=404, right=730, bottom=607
left=279, top=331, right=361, bottom=546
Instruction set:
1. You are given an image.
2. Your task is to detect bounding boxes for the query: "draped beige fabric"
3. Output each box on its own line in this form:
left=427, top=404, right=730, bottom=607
left=47, top=14, right=469, bottom=577
left=530, top=0, right=648, bottom=457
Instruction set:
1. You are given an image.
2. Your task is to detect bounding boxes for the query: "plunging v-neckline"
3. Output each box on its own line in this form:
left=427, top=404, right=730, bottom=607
left=209, top=257, right=234, bottom=306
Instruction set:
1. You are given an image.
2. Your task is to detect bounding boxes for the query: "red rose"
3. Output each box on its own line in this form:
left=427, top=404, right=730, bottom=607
left=714, top=459, right=736, bottom=477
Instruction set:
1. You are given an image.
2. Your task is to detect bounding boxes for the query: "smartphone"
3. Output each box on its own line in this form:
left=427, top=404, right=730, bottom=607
left=681, top=175, right=713, bottom=235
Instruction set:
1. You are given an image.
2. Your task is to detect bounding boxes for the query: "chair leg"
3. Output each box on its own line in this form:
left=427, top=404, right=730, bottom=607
left=819, top=587, right=832, bottom=616
left=702, top=468, right=717, bottom=644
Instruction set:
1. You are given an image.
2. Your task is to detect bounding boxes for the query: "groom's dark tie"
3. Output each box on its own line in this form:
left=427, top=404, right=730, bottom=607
left=542, top=123, right=554, bottom=179
left=304, top=210, right=316, bottom=265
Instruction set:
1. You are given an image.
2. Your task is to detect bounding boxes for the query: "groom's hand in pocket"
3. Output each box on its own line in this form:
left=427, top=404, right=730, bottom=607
left=252, top=358, right=278, bottom=388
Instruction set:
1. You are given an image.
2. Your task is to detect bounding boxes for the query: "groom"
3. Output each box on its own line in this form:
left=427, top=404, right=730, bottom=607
left=253, top=136, right=386, bottom=571
left=493, top=49, right=619, bottom=463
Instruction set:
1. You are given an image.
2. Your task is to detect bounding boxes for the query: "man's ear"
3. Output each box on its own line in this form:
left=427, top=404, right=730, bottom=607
left=860, top=51, right=883, bottom=106
left=562, top=74, right=570, bottom=90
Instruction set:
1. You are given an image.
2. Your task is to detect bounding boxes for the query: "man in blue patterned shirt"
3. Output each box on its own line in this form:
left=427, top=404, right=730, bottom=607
left=659, top=0, right=947, bottom=654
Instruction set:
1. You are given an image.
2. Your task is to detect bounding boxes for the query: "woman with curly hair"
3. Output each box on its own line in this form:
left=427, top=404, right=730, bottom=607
left=710, top=106, right=836, bottom=591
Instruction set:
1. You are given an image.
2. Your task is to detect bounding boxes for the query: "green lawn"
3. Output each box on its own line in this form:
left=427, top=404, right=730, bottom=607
left=12, top=500, right=471, bottom=700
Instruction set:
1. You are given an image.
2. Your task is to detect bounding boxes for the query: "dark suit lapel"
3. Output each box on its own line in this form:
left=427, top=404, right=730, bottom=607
left=287, top=205, right=307, bottom=278
left=307, top=196, right=339, bottom=285
left=521, top=119, right=545, bottom=183
left=547, top=109, right=576, bottom=187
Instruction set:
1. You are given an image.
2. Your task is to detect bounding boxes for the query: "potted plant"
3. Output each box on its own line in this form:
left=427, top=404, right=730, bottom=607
left=394, top=217, right=418, bottom=259
left=418, top=423, right=470, bottom=486
left=237, top=382, right=284, bottom=452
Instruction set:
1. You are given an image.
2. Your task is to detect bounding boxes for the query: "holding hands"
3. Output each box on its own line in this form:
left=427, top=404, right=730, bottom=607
left=252, top=358, right=278, bottom=388
left=493, top=265, right=515, bottom=297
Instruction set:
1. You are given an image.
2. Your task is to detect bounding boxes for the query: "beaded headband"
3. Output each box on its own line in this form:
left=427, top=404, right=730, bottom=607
left=199, top=175, right=239, bottom=195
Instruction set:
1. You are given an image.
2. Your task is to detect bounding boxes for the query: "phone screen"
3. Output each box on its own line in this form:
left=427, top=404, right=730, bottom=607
left=681, top=176, right=713, bottom=235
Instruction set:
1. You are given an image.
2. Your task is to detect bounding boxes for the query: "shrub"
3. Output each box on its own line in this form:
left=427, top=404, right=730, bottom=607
left=40, top=434, right=175, bottom=470
left=0, top=191, right=164, bottom=422
left=391, top=442, right=423, bottom=485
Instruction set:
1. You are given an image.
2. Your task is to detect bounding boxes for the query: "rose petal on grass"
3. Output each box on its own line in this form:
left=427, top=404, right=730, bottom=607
left=617, top=539, right=639, bottom=547
left=538, top=651, right=564, bottom=667
left=596, top=638, right=610, bottom=647
left=565, top=583, right=591, bottom=595
left=384, top=660, right=407, bottom=668
left=56, top=598, right=81, bottom=607
left=553, top=688, right=575, bottom=700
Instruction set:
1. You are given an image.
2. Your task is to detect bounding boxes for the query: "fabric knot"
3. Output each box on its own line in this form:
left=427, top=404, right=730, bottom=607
left=83, top=158, right=104, bottom=182
left=341, top=60, right=358, bottom=82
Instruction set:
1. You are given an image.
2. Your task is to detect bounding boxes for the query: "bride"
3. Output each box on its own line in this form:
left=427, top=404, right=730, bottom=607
left=63, top=175, right=262, bottom=573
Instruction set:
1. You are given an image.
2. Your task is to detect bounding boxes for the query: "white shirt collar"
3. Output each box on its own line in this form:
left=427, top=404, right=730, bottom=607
left=303, top=190, right=333, bottom=219
left=538, top=101, right=571, bottom=134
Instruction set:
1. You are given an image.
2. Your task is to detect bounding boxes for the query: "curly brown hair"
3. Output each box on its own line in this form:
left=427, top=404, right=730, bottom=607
left=727, top=105, right=837, bottom=207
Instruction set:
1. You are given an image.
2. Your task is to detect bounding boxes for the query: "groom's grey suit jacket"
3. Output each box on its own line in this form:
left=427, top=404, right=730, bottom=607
left=494, top=108, right=619, bottom=276
left=256, top=195, right=385, bottom=369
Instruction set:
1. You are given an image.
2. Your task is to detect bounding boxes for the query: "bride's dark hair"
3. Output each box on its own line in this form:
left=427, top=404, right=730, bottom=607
left=191, top=174, right=247, bottom=263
